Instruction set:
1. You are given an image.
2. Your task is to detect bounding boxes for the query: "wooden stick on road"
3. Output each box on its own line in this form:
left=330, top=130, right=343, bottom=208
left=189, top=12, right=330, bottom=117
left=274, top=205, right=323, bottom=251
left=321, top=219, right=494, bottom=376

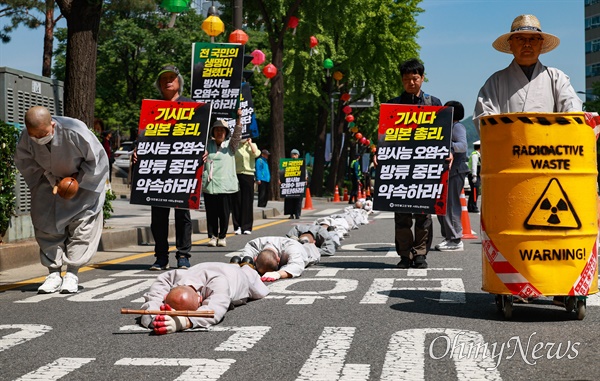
left=120, top=308, right=215, bottom=318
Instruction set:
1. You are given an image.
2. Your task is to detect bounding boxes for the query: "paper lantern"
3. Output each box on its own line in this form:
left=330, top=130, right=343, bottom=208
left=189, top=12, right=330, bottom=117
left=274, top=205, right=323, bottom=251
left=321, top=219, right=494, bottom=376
left=354, top=132, right=363, bottom=140
left=350, top=126, right=358, bottom=133
left=229, top=29, right=249, bottom=45
left=340, top=93, right=351, bottom=102
left=359, top=137, right=367, bottom=145
left=333, top=71, right=343, bottom=81
left=364, top=139, right=370, bottom=146
left=251, top=49, right=265, bottom=72
left=202, top=15, right=225, bottom=41
left=342, top=105, right=352, bottom=114
left=161, top=0, right=190, bottom=13
left=323, top=58, right=333, bottom=76
left=263, top=63, right=277, bottom=85
left=288, top=16, right=299, bottom=35
left=310, top=36, right=319, bottom=55
left=348, top=122, right=355, bottom=128
left=371, top=145, right=377, bottom=153
left=345, top=114, right=354, bottom=123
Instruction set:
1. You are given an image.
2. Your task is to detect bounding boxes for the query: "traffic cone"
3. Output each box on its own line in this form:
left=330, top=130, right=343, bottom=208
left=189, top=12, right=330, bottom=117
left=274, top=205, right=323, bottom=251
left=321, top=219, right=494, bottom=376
left=332, top=185, right=341, bottom=203
left=366, top=185, right=371, bottom=198
left=343, top=187, right=349, bottom=202
left=358, top=183, right=363, bottom=199
left=460, top=189, right=477, bottom=239
left=303, top=187, right=314, bottom=210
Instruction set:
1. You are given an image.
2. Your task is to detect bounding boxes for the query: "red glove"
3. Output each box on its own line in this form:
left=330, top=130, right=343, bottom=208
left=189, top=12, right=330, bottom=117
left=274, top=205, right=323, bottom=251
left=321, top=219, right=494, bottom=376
left=584, top=112, right=596, bottom=128
left=152, top=304, right=187, bottom=335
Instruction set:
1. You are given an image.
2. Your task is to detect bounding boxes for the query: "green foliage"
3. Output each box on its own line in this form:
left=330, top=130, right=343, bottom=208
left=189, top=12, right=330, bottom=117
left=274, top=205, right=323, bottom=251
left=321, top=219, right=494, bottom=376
left=103, top=189, right=116, bottom=225
left=0, top=0, right=46, bottom=43
left=0, top=120, right=19, bottom=238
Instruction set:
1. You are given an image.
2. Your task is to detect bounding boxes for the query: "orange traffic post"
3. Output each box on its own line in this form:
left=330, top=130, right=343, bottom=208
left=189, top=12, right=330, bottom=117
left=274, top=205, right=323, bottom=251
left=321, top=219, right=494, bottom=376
left=332, top=185, right=341, bottom=202
left=303, top=187, right=314, bottom=210
left=461, top=188, right=477, bottom=239
left=358, top=183, right=363, bottom=199
left=343, top=187, right=349, bottom=201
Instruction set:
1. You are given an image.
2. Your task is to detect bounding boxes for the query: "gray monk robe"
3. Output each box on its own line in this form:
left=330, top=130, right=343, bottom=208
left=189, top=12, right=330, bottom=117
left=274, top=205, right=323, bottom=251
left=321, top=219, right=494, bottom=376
left=141, top=262, right=269, bottom=329
left=473, top=59, right=582, bottom=133
left=14, top=116, right=108, bottom=269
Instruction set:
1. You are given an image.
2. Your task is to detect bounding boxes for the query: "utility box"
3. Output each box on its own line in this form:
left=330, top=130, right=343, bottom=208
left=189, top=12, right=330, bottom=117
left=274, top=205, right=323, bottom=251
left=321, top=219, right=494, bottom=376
left=0, top=67, right=64, bottom=242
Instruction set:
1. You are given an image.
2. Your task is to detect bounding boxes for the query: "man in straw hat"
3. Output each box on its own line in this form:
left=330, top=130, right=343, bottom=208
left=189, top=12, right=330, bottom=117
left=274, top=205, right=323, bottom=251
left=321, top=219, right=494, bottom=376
left=473, top=14, right=582, bottom=133
left=473, top=15, right=583, bottom=306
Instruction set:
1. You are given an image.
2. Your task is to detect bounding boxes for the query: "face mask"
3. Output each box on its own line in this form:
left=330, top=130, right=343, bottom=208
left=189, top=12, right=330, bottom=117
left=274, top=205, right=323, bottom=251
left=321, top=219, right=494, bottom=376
left=31, top=132, right=53, bottom=145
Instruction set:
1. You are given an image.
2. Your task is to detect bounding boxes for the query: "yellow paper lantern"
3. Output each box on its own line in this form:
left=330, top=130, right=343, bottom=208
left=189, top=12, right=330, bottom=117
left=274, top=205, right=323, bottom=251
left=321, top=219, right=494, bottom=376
left=350, top=127, right=358, bottom=133
left=333, top=71, right=343, bottom=81
left=202, top=15, right=225, bottom=38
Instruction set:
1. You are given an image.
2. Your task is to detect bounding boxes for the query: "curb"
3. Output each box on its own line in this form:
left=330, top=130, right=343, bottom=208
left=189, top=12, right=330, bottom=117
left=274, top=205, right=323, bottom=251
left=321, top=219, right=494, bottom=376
left=0, top=207, right=281, bottom=273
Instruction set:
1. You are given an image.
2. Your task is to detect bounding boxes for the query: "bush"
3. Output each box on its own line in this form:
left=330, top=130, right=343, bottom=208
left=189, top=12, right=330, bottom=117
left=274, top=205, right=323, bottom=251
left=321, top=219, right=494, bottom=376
left=0, top=121, right=19, bottom=240
left=103, top=189, right=116, bottom=226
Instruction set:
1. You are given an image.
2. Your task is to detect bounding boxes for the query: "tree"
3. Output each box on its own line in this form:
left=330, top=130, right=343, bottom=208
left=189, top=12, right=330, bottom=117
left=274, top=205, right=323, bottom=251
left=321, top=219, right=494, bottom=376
left=54, top=0, right=103, bottom=125
left=281, top=0, right=423, bottom=195
left=0, top=0, right=62, bottom=76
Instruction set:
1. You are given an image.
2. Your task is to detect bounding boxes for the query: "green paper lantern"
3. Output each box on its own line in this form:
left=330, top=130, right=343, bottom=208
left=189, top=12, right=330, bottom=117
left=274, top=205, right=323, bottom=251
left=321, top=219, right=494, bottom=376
left=161, top=0, right=190, bottom=13
left=348, top=122, right=355, bottom=128
left=323, top=58, right=334, bottom=69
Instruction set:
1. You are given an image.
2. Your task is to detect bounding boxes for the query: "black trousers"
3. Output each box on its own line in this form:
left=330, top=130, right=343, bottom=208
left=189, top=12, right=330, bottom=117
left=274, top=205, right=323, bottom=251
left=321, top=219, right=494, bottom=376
left=257, top=181, right=270, bottom=207
left=150, top=206, right=191, bottom=259
left=232, top=174, right=255, bottom=232
left=467, top=173, right=480, bottom=212
left=204, top=193, right=232, bottom=239
left=394, top=212, right=433, bottom=258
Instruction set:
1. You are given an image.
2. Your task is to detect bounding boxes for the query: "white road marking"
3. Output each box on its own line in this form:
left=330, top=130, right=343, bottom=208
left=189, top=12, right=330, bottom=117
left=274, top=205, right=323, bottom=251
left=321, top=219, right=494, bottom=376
left=313, top=208, right=344, bottom=216
left=360, top=278, right=466, bottom=304
left=118, top=325, right=270, bottom=352
left=0, top=324, right=52, bottom=353
left=296, top=327, right=368, bottom=381
left=380, top=329, right=502, bottom=381
left=114, top=358, right=235, bottom=381
left=14, top=358, right=95, bottom=381
left=68, top=279, right=155, bottom=302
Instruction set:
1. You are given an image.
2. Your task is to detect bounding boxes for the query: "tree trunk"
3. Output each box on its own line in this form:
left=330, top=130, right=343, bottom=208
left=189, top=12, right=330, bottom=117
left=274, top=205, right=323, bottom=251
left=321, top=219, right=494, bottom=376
left=56, top=0, right=103, bottom=126
left=268, top=39, right=284, bottom=201
left=310, top=104, right=329, bottom=197
left=42, top=0, right=55, bottom=78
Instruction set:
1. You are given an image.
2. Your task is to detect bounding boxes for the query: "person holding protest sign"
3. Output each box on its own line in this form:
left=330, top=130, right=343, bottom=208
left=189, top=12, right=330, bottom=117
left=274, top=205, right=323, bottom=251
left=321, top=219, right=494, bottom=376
left=283, top=149, right=304, bottom=219
left=232, top=137, right=260, bottom=235
left=435, top=101, right=469, bottom=252
left=202, top=110, right=243, bottom=248
left=15, top=106, right=109, bottom=294
left=147, top=65, right=194, bottom=271
left=386, top=58, right=442, bottom=269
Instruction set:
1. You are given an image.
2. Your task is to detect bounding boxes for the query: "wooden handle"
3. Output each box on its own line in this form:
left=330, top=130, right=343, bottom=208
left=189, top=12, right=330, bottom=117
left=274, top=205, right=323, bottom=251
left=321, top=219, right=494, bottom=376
left=120, top=308, right=215, bottom=318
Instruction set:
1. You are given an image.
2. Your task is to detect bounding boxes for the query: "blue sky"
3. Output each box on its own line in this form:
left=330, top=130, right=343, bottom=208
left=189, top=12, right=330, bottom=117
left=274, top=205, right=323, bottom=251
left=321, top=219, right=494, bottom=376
left=0, top=0, right=585, bottom=118
left=417, top=0, right=585, bottom=116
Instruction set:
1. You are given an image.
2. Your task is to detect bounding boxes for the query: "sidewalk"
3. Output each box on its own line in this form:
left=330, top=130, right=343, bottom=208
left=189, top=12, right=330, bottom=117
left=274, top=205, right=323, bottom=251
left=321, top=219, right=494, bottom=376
left=0, top=197, right=285, bottom=275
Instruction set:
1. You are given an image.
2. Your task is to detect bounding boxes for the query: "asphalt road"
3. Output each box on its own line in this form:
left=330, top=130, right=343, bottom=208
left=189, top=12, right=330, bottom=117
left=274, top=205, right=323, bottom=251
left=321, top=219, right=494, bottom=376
left=1, top=202, right=599, bottom=381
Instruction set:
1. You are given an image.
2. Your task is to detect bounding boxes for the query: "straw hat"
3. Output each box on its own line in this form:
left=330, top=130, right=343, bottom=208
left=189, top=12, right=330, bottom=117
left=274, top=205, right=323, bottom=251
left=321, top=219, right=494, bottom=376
left=492, top=14, right=560, bottom=54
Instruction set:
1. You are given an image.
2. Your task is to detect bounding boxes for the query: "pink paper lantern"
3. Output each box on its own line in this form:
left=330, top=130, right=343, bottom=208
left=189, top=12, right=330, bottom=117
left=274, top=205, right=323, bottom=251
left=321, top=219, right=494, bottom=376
left=251, top=50, right=265, bottom=72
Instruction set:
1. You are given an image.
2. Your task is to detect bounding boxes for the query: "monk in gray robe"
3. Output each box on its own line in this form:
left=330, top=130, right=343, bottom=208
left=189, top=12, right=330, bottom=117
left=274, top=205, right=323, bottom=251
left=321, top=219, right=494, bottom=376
left=14, top=106, right=108, bottom=294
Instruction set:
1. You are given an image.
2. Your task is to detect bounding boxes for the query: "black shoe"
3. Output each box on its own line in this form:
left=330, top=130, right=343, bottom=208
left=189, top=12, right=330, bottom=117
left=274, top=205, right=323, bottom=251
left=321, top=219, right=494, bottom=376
left=149, top=257, right=170, bottom=271
left=396, top=257, right=411, bottom=269
left=230, top=255, right=242, bottom=264
left=289, top=215, right=295, bottom=219
left=412, top=255, right=428, bottom=269
left=240, top=256, right=256, bottom=269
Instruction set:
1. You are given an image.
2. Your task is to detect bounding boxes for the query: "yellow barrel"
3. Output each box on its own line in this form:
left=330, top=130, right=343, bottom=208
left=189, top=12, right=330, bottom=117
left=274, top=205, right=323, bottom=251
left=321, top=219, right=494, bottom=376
left=480, top=112, right=598, bottom=297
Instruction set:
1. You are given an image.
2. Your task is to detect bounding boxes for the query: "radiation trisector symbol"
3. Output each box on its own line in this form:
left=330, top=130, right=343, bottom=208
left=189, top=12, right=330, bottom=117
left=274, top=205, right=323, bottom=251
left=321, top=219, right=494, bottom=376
left=524, top=178, right=581, bottom=230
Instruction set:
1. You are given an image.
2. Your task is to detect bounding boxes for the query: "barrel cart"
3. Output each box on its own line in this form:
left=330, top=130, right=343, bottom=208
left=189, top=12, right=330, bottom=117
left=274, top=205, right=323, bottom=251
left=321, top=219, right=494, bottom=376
left=479, top=112, right=598, bottom=320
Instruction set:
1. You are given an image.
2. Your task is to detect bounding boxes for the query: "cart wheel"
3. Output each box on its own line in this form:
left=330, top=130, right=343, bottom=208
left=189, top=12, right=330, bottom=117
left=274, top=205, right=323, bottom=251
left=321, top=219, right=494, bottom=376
left=502, top=295, right=513, bottom=320
left=495, top=295, right=503, bottom=313
left=565, top=297, right=576, bottom=313
left=576, top=300, right=586, bottom=320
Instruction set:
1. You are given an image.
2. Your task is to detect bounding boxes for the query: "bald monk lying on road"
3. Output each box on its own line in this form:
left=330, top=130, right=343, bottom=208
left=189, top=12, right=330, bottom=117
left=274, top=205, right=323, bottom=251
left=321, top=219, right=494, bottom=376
left=139, top=262, right=269, bottom=335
